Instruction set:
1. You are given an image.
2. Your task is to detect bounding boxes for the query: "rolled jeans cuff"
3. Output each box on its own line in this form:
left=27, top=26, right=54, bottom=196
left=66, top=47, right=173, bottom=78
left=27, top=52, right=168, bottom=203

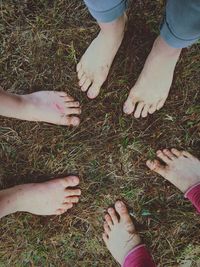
left=85, top=0, right=127, bottom=23
left=160, top=17, right=200, bottom=48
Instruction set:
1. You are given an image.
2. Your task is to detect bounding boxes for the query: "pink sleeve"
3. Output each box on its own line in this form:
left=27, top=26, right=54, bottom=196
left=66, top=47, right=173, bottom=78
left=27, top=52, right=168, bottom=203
left=184, top=182, right=200, bottom=213
left=122, top=244, right=156, bottom=267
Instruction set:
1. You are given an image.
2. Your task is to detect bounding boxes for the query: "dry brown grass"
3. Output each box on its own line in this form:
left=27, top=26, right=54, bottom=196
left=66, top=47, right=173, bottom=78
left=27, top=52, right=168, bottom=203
left=0, top=1, right=200, bottom=266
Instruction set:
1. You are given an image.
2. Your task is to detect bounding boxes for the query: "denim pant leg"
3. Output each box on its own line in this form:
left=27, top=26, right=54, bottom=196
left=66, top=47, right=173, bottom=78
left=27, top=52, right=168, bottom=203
left=83, top=0, right=127, bottom=23
left=160, top=0, right=200, bottom=48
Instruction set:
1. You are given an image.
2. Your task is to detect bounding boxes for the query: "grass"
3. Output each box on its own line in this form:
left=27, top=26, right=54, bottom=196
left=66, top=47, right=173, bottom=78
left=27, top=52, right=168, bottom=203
left=0, top=0, right=200, bottom=266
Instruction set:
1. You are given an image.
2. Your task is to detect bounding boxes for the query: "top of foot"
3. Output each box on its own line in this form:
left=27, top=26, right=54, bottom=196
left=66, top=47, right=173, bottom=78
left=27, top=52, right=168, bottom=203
left=102, top=201, right=141, bottom=265
left=21, top=91, right=81, bottom=126
left=77, top=15, right=126, bottom=99
left=0, top=176, right=82, bottom=218
left=123, top=36, right=181, bottom=118
left=146, top=148, right=200, bottom=193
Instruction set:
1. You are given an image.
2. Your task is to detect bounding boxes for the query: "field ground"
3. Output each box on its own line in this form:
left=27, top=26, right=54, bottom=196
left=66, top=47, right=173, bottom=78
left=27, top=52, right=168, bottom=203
left=0, top=1, right=200, bottom=266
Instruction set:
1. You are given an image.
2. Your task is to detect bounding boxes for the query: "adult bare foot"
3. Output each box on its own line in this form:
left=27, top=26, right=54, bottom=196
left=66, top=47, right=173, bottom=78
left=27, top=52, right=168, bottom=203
left=0, top=176, right=81, bottom=218
left=146, top=149, right=200, bottom=193
left=102, top=201, right=141, bottom=265
left=123, top=36, right=181, bottom=118
left=0, top=89, right=81, bottom=126
left=77, top=14, right=126, bottom=99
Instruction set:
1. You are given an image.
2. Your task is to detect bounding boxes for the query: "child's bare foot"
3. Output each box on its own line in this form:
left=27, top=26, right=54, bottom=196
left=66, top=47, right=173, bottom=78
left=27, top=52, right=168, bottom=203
left=0, top=176, right=81, bottom=218
left=0, top=88, right=81, bottom=126
left=123, top=36, right=181, bottom=118
left=146, top=149, right=200, bottom=193
left=102, top=201, right=141, bottom=265
left=21, top=91, right=81, bottom=126
left=77, top=14, right=126, bottom=99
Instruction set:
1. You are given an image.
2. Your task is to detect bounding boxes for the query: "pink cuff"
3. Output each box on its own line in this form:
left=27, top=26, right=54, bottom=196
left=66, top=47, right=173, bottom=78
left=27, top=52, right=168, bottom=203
left=122, top=244, right=156, bottom=267
left=184, top=182, right=200, bottom=213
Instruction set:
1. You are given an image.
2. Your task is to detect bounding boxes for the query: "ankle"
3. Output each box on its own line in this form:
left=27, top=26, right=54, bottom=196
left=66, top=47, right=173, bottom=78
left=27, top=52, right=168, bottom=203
left=153, top=36, right=182, bottom=58
left=99, top=13, right=126, bottom=39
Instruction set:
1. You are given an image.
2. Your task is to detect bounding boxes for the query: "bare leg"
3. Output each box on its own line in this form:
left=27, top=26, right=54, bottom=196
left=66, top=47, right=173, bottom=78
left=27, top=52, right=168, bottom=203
left=77, top=14, right=126, bottom=99
left=0, top=176, right=81, bottom=218
left=0, top=87, right=81, bottom=126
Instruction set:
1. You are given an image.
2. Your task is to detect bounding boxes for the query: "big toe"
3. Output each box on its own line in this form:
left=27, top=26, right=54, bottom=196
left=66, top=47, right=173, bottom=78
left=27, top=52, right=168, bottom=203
left=123, top=98, right=135, bottom=115
left=62, top=176, right=80, bottom=187
left=115, top=201, right=132, bottom=225
left=146, top=159, right=166, bottom=177
left=66, top=116, right=80, bottom=126
left=87, top=82, right=101, bottom=99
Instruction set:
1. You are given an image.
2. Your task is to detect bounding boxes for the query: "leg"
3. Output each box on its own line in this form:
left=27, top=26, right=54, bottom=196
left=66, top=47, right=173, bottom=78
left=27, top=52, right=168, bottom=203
left=0, top=87, right=81, bottom=126
left=77, top=0, right=127, bottom=99
left=102, top=201, right=155, bottom=266
left=0, top=176, right=81, bottom=218
left=124, top=0, right=200, bottom=118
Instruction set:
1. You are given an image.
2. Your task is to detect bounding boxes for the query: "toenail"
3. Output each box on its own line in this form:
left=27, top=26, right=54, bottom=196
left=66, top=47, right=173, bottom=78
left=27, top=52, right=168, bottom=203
left=108, top=208, right=114, bottom=213
left=116, top=201, right=123, bottom=208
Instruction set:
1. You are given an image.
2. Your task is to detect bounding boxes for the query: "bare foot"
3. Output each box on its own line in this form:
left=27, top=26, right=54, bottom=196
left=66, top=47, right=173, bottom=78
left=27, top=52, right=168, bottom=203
left=146, top=149, right=200, bottom=193
left=0, top=176, right=81, bottom=218
left=123, top=36, right=181, bottom=118
left=102, top=201, right=141, bottom=265
left=21, top=91, right=81, bottom=126
left=0, top=88, right=81, bottom=126
left=77, top=14, right=126, bottom=99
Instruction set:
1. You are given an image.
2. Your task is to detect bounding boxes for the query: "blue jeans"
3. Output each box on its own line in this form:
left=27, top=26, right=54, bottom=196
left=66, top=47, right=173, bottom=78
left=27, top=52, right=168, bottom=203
left=84, top=0, right=200, bottom=48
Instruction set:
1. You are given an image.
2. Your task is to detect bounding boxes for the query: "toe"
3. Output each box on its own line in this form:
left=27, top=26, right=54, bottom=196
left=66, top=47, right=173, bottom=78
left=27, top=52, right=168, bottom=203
left=66, top=107, right=81, bottom=115
left=77, top=68, right=84, bottom=80
left=56, top=203, right=73, bottom=215
left=65, top=101, right=80, bottom=108
left=156, top=99, right=165, bottom=110
left=87, top=82, right=101, bottom=99
left=63, top=95, right=74, bottom=102
left=58, top=92, right=68, bottom=97
left=141, top=104, right=149, bottom=118
left=123, top=97, right=136, bottom=115
left=171, top=148, right=182, bottom=157
left=104, top=222, right=111, bottom=235
left=65, top=116, right=80, bottom=126
left=156, top=150, right=171, bottom=164
left=134, top=102, right=145, bottom=118
left=146, top=159, right=167, bottom=177
left=182, top=150, right=194, bottom=159
left=163, top=149, right=177, bottom=160
left=76, top=62, right=82, bottom=72
left=56, top=209, right=65, bottom=215
left=115, top=201, right=132, bottom=225
left=65, top=188, right=81, bottom=197
left=79, top=75, right=87, bottom=87
left=61, top=176, right=80, bottom=187
left=62, top=203, right=74, bottom=210
left=102, top=233, right=109, bottom=243
left=107, top=208, right=118, bottom=224
left=104, top=214, right=113, bottom=228
left=148, top=104, right=157, bottom=114
left=81, top=79, right=92, bottom=92
left=64, top=196, right=79, bottom=203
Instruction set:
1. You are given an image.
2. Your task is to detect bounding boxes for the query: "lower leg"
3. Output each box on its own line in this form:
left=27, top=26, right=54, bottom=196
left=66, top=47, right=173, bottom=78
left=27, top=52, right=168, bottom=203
left=0, top=176, right=81, bottom=218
